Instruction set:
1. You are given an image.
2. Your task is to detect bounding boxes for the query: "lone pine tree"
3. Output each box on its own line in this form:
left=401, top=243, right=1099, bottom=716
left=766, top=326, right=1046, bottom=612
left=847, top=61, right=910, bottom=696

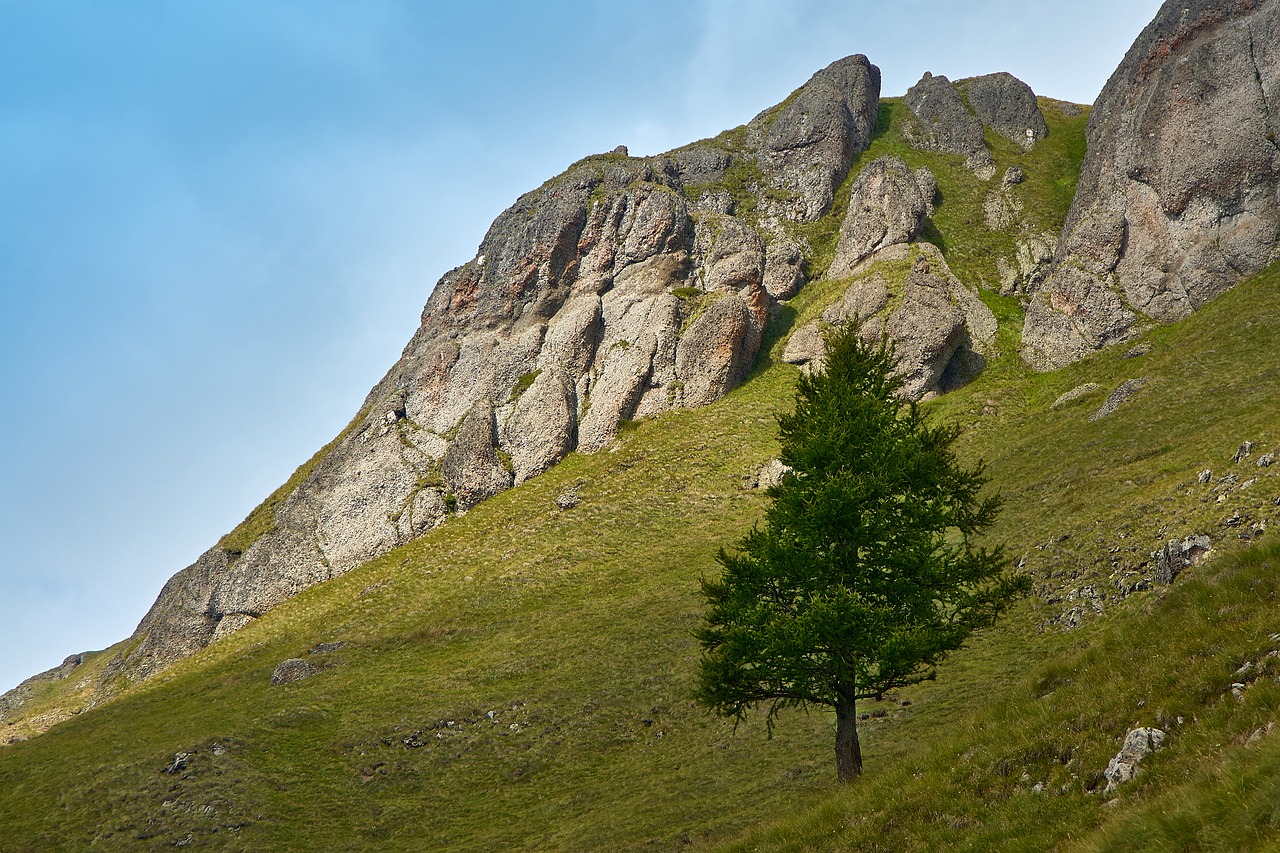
left=696, top=326, right=1029, bottom=782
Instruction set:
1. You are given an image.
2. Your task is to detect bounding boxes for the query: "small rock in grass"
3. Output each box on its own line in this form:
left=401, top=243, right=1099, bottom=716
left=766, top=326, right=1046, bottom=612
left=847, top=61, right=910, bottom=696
left=270, top=658, right=316, bottom=685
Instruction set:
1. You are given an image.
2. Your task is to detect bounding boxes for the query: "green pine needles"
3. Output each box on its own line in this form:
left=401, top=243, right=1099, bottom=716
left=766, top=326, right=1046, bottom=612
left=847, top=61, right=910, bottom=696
left=696, top=326, right=1030, bottom=782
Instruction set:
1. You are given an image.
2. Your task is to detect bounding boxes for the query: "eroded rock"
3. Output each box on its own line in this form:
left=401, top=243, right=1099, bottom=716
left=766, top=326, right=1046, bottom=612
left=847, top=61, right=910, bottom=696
left=753, top=54, right=881, bottom=221
left=785, top=246, right=994, bottom=400
left=88, top=54, right=881, bottom=693
left=962, top=72, right=1047, bottom=149
left=1088, top=378, right=1149, bottom=421
left=902, top=72, right=991, bottom=177
left=828, top=157, right=936, bottom=277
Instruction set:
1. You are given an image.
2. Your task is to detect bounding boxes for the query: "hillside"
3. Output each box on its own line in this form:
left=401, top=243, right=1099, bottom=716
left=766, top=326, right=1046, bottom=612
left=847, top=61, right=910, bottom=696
left=4, top=76, right=1280, bottom=846
left=6, top=1, right=1280, bottom=847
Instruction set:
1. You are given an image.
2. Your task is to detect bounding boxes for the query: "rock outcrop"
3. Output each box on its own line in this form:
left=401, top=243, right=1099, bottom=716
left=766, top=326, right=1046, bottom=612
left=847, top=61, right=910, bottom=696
left=1023, top=0, right=1280, bottom=370
left=1103, top=727, right=1167, bottom=793
left=902, top=72, right=993, bottom=177
left=901, top=71, right=1048, bottom=180
left=828, top=156, right=936, bottom=278
left=95, top=54, right=886, bottom=692
left=962, top=72, right=1048, bottom=150
left=750, top=54, right=881, bottom=221
left=784, top=157, right=996, bottom=399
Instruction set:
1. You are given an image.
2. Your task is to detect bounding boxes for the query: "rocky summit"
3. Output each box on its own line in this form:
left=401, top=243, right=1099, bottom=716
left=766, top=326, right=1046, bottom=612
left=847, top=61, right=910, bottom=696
left=11, top=0, right=1280, bottom=848
left=9, top=0, right=1280, bottom=750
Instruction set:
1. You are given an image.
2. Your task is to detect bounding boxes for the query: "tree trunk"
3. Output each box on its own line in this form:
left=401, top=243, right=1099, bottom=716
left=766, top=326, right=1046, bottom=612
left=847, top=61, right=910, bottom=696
left=835, top=695, right=862, bottom=783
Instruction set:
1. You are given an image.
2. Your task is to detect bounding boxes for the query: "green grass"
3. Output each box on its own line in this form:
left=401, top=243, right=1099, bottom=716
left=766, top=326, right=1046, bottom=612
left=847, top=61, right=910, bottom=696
left=5, top=91, right=1280, bottom=851
left=728, top=539, right=1280, bottom=851
left=3, top=262, right=1280, bottom=850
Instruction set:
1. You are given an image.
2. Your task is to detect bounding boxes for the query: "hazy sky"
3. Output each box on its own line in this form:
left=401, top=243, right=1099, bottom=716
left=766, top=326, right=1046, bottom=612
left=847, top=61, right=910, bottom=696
left=0, top=0, right=1164, bottom=693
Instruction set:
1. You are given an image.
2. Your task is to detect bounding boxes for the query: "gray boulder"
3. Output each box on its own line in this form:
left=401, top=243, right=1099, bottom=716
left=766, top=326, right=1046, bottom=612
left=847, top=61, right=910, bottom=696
left=1050, top=383, right=1102, bottom=410
left=1154, top=534, right=1211, bottom=584
left=1023, top=0, right=1280, bottom=370
left=442, top=401, right=514, bottom=511
left=270, top=659, right=316, bottom=686
left=1088, top=378, right=1148, bottom=421
left=884, top=265, right=973, bottom=399
left=676, top=294, right=762, bottom=407
left=500, top=369, right=577, bottom=486
left=961, top=72, right=1047, bottom=149
left=902, top=73, right=994, bottom=178
left=763, top=237, right=806, bottom=300
left=781, top=321, right=827, bottom=368
left=1103, top=727, right=1166, bottom=793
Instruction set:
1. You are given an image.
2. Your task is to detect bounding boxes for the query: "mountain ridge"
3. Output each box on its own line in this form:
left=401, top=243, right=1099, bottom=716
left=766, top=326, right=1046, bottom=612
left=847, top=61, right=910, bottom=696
left=6, top=1, right=1280, bottom=846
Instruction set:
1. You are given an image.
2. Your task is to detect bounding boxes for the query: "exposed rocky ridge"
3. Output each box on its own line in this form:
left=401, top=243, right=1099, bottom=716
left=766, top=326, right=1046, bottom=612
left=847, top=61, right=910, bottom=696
left=1022, top=0, right=1280, bottom=369
left=0, top=655, right=82, bottom=726
left=93, top=54, right=886, bottom=692
left=74, top=54, right=1071, bottom=699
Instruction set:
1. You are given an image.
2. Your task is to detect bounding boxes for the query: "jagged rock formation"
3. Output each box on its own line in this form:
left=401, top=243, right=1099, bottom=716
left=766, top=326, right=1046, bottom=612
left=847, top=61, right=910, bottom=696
left=828, top=156, right=937, bottom=278
left=783, top=155, right=996, bottom=399
left=900, top=71, right=1047, bottom=180
left=902, top=72, right=995, bottom=178
left=1023, top=0, right=1280, bottom=370
left=96, top=55, right=886, bottom=690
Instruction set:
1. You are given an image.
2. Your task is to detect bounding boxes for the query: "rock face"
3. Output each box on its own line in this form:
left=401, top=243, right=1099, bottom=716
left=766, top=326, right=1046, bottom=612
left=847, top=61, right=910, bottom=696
left=963, top=72, right=1048, bottom=149
left=1023, top=0, right=1280, bottom=370
left=828, top=156, right=936, bottom=278
left=0, top=654, right=83, bottom=724
left=901, top=71, right=1048, bottom=179
left=752, top=54, right=881, bottom=221
left=96, top=54, right=884, bottom=693
left=902, top=72, right=990, bottom=175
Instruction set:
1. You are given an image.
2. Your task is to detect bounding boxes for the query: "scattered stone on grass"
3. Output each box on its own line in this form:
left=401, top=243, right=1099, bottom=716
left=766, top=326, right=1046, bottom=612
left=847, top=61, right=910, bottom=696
left=1103, top=727, right=1166, bottom=793
left=270, top=659, right=316, bottom=686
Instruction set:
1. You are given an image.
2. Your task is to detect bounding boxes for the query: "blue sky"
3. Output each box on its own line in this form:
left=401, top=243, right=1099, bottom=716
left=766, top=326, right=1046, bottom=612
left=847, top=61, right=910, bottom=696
left=0, top=0, right=1163, bottom=693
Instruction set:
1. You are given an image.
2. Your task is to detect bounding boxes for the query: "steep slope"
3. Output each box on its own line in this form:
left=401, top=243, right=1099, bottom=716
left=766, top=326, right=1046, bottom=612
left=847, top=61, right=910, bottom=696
left=9, top=2, right=1280, bottom=845
left=89, top=54, right=882, bottom=691
left=1023, top=0, right=1280, bottom=369
left=4, top=248, right=1280, bottom=851
left=0, top=72, right=1084, bottom=737
left=60, top=51, right=1067, bottom=702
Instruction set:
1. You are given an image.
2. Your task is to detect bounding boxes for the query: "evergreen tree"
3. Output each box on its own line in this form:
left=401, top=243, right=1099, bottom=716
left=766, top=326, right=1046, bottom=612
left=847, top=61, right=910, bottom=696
left=695, top=326, right=1029, bottom=782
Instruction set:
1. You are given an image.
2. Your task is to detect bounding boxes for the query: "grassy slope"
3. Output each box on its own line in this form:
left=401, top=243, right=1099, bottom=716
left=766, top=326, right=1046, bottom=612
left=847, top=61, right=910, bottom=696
left=5, top=100, right=1280, bottom=851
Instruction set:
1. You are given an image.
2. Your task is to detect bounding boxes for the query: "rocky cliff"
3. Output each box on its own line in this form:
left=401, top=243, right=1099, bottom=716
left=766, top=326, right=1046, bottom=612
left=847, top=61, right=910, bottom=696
left=93, top=55, right=883, bottom=690
left=1022, top=0, right=1280, bottom=369
left=87, top=49, right=1074, bottom=694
